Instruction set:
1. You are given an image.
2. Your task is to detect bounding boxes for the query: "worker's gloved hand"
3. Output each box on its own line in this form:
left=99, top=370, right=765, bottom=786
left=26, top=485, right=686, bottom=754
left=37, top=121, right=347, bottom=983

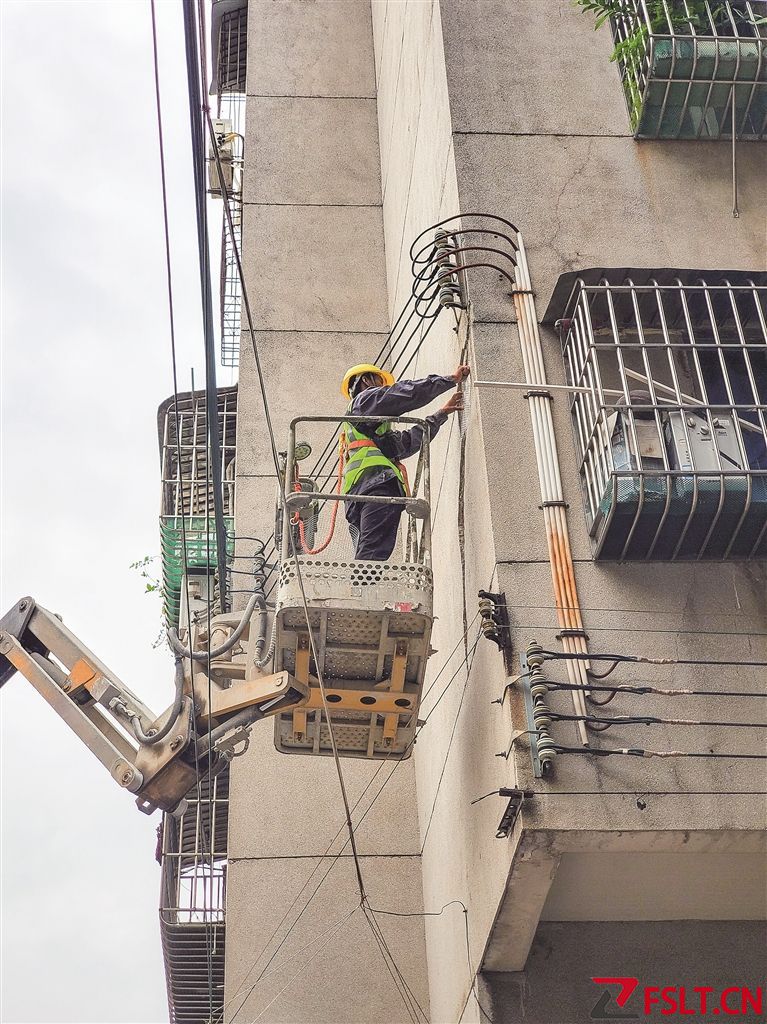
left=452, top=364, right=470, bottom=382
left=441, top=391, right=464, bottom=415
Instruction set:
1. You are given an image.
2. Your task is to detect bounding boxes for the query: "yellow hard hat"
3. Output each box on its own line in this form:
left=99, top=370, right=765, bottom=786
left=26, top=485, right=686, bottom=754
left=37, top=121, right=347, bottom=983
left=340, top=363, right=395, bottom=400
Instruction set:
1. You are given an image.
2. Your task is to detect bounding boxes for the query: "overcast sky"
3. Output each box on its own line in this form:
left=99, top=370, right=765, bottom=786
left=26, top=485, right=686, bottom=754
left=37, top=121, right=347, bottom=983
left=1, top=2, right=233, bottom=1020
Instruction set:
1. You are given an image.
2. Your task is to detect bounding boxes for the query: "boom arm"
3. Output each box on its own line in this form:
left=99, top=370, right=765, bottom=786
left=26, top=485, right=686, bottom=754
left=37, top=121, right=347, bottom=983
left=0, top=596, right=308, bottom=814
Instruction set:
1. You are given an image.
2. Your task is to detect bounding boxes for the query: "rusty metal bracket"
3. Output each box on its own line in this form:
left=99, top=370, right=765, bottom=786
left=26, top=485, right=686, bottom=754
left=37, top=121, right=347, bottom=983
left=382, top=639, right=409, bottom=746
left=495, top=788, right=534, bottom=839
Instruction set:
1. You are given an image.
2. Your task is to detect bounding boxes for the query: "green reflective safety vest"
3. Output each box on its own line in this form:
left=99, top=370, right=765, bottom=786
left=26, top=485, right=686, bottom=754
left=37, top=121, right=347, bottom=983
left=341, top=405, right=405, bottom=495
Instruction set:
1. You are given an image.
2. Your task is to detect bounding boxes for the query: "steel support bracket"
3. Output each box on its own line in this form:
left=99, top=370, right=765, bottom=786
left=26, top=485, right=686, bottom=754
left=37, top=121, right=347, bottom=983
left=495, top=788, right=535, bottom=839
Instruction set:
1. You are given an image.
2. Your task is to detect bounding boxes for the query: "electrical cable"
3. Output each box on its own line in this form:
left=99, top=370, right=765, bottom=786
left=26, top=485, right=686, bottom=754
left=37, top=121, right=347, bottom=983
left=553, top=745, right=767, bottom=760
left=362, top=902, right=428, bottom=1024
left=369, top=901, right=493, bottom=1024
left=538, top=649, right=767, bottom=668
left=206, top=102, right=371, bottom=915
left=183, top=0, right=229, bottom=608
left=420, top=633, right=483, bottom=855
left=204, top=164, right=522, bottom=1021
left=244, top=905, right=360, bottom=1024
left=546, top=679, right=767, bottom=699
left=222, top=760, right=393, bottom=1023
left=548, top=711, right=767, bottom=729
left=150, top=1, right=215, bottom=1013
left=130, top=657, right=185, bottom=745
left=221, top=615, right=483, bottom=1023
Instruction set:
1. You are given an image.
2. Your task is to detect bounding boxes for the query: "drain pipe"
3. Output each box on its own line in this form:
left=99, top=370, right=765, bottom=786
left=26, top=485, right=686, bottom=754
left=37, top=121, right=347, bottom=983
left=512, top=235, right=590, bottom=746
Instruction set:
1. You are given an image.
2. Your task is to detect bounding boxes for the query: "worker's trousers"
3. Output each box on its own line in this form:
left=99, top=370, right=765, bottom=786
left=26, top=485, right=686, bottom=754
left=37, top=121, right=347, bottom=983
left=346, top=478, right=404, bottom=561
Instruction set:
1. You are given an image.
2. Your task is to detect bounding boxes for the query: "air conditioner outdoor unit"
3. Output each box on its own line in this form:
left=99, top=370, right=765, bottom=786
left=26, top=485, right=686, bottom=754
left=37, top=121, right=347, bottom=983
left=208, top=117, right=234, bottom=197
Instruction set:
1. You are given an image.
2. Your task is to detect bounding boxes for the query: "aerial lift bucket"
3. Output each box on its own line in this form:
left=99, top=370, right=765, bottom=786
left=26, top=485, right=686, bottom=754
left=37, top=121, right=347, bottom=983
left=272, top=416, right=435, bottom=759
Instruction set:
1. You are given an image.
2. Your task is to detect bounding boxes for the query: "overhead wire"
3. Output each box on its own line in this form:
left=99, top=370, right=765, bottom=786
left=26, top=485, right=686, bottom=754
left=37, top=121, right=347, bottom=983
left=537, top=649, right=767, bottom=668
left=183, top=0, right=229, bottom=606
left=545, top=679, right=767, bottom=699
left=189, top=5, right=225, bottom=1011
left=368, top=901, right=493, bottom=1024
left=548, top=711, right=767, bottom=728
left=204, top=85, right=382, bottom=959
left=419, top=632, right=483, bottom=855
left=197, top=180, right=522, bottom=1020
left=218, top=615, right=482, bottom=1024
left=553, top=745, right=767, bottom=761
left=150, top=0, right=215, bottom=1013
left=362, top=905, right=427, bottom=1024
left=244, top=905, right=361, bottom=1024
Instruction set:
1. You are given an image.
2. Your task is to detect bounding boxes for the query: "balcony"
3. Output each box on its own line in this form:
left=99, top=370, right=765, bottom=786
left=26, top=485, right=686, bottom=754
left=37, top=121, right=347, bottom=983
left=554, top=270, right=767, bottom=560
left=610, top=0, right=767, bottom=139
left=157, top=387, right=237, bottom=627
left=160, top=770, right=229, bottom=1024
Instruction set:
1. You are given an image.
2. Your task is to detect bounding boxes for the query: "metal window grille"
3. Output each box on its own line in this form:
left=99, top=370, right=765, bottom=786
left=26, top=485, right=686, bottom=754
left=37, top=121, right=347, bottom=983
left=157, top=387, right=237, bottom=627
left=218, top=114, right=244, bottom=369
left=559, top=272, right=767, bottom=560
left=217, top=5, right=247, bottom=93
left=215, top=4, right=247, bottom=369
left=160, top=769, right=229, bottom=1024
left=610, top=0, right=767, bottom=138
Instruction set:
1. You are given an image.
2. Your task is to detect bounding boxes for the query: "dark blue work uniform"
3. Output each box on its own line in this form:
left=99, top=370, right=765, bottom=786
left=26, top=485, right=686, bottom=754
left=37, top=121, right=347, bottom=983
left=346, top=374, right=455, bottom=560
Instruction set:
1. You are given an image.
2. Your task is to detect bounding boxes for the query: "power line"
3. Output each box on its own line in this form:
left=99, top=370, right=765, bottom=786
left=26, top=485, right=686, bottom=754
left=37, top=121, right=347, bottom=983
left=221, top=618, right=482, bottom=1023
left=539, top=649, right=767, bottom=668
left=205, top=102, right=371, bottom=912
left=150, top=1, right=216, bottom=1015
left=244, top=905, right=360, bottom=1024
left=183, top=0, right=229, bottom=606
left=548, top=711, right=767, bottom=728
left=368, top=901, right=493, bottom=1024
left=362, top=904, right=428, bottom=1024
left=553, top=745, right=767, bottom=761
left=504, top=622, right=767, bottom=638
left=546, top=680, right=767, bottom=699
left=420, top=634, right=482, bottom=855
left=223, top=762, right=392, bottom=1023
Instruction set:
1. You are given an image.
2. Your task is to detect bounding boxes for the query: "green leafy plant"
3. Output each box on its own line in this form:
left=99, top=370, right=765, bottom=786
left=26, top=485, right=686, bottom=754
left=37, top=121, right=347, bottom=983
left=130, top=555, right=168, bottom=649
left=574, top=1, right=766, bottom=129
left=130, top=554, right=162, bottom=594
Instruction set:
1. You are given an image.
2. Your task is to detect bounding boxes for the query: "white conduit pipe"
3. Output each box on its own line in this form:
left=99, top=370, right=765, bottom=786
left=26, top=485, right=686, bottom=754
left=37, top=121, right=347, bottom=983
left=513, top=236, right=590, bottom=746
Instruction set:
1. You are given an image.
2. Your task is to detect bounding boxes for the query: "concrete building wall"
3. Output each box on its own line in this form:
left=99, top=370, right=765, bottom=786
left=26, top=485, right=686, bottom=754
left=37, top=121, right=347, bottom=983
left=226, top=1, right=767, bottom=1021
left=372, top=1, right=766, bottom=1021
left=227, top=4, right=429, bottom=1021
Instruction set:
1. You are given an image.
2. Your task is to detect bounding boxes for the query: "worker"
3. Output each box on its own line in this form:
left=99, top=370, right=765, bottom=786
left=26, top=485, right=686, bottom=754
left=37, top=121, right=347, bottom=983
left=340, top=363, right=470, bottom=560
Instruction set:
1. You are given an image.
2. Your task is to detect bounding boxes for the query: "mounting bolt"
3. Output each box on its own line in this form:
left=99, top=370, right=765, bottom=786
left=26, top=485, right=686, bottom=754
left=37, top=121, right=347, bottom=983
left=170, top=735, right=184, bottom=751
left=18, top=600, right=28, bottom=611
left=120, top=768, right=136, bottom=787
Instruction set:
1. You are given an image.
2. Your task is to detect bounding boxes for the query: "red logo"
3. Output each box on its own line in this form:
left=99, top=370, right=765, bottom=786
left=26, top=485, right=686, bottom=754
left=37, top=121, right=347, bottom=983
left=591, top=979, right=764, bottom=1019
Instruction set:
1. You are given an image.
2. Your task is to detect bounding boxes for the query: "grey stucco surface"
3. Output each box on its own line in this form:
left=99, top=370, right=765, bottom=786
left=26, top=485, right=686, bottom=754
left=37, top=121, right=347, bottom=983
left=244, top=97, right=383, bottom=206
left=225, top=856, right=429, bottom=1023
left=246, top=0, right=376, bottom=99
left=481, top=921, right=767, bottom=1024
left=440, top=0, right=631, bottom=136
